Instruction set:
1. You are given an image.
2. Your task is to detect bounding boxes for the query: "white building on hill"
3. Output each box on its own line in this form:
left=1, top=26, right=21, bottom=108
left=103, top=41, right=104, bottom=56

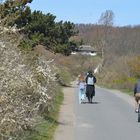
left=77, top=45, right=97, bottom=56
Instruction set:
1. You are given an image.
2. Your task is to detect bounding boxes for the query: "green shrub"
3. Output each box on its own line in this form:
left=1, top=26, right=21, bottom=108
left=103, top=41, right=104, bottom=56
left=56, top=67, right=72, bottom=86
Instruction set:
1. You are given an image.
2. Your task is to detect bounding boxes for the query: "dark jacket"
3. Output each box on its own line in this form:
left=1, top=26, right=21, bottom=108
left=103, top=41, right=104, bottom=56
left=85, top=73, right=96, bottom=85
left=134, top=79, right=140, bottom=95
left=85, top=73, right=96, bottom=97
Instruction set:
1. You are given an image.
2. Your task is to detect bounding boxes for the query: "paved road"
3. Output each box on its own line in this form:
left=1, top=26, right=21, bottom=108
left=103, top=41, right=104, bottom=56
left=74, top=86, right=140, bottom=140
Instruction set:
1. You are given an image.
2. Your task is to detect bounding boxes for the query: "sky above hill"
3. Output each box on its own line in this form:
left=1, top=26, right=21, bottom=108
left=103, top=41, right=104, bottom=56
left=29, top=0, right=140, bottom=27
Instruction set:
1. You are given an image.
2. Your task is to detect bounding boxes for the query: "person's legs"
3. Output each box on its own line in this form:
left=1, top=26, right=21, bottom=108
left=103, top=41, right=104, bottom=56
left=135, top=100, right=139, bottom=113
left=79, top=89, right=84, bottom=104
left=86, top=86, right=90, bottom=103
left=135, top=93, right=140, bottom=112
left=135, top=98, right=139, bottom=112
left=81, top=89, right=85, bottom=101
left=79, top=89, right=82, bottom=104
left=87, top=95, right=90, bottom=103
left=90, top=95, right=93, bottom=103
left=90, top=86, right=95, bottom=103
left=88, top=94, right=92, bottom=103
left=81, top=89, right=85, bottom=103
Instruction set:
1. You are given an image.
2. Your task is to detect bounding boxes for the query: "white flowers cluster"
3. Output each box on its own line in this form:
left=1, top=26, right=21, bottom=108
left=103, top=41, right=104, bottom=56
left=36, top=58, right=56, bottom=82
left=0, top=32, right=57, bottom=140
left=0, top=25, right=21, bottom=34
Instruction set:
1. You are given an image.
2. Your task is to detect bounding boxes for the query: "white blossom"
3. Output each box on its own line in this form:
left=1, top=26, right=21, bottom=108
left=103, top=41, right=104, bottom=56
left=0, top=28, right=58, bottom=140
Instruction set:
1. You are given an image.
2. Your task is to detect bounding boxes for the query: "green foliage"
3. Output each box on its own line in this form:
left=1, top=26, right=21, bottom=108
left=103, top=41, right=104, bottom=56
left=29, top=33, right=44, bottom=46
left=68, top=40, right=78, bottom=51
left=0, top=0, right=32, bottom=26
left=14, top=6, right=32, bottom=28
left=1, top=0, right=78, bottom=55
left=56, top=67, right=72, bottom=86
left=54, top=44, right=70, bottom=55
left=25, top=12, right=56, bottom=35
left=19, top=33, right=45, bottom=51
left=60, top=21, right=77, bottom=43
left=23, top=11, right=77, bottom=54
left=18, top=38, right=32, bottom=51
left=79, top=39, right=84, bottom=45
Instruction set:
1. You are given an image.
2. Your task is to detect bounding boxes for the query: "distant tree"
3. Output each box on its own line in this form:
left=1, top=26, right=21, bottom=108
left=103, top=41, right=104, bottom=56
left=97, top=10, right=115, bottom=65
left=98, top=10, right=114, bottom=26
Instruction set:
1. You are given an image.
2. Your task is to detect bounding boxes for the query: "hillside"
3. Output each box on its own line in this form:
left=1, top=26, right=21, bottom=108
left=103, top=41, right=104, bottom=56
left=74, top=24, right=140, bottom=90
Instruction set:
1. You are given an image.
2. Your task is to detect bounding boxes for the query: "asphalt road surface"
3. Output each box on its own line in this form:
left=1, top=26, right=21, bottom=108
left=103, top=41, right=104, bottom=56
left=74, top=86, right=140, bottom=140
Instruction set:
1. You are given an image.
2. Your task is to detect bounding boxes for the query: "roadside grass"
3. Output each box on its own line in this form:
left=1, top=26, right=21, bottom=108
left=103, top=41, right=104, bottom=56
left=27, top=87, right=64, bottom=140
left=96, top=73, right=136, bottom=96
left=97, top=83, right=133, bottom=96
left=119, top=89, right=133, bottom=96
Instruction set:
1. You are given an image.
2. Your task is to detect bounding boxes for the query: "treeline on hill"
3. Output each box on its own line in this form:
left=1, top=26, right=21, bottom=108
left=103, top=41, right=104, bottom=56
left=0, top=0, right=78, bottom=55
left=74, top=23, right=140, bottom=91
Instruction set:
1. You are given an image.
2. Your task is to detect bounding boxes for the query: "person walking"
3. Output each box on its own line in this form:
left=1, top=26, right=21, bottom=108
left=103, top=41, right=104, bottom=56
left=77, top=73, right=86, bottom=104
left=85, top=70, right=96, bottom=103
left=134, top=78, right=140, bottom=113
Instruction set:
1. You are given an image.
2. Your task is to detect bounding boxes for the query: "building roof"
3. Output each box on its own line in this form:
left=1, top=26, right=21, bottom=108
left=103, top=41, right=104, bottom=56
left=78, top=45, right=95, bottom=52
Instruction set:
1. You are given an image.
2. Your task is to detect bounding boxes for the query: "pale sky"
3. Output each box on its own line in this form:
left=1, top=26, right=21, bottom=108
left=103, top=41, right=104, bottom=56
left=29, top=0, right=140, bottom=26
